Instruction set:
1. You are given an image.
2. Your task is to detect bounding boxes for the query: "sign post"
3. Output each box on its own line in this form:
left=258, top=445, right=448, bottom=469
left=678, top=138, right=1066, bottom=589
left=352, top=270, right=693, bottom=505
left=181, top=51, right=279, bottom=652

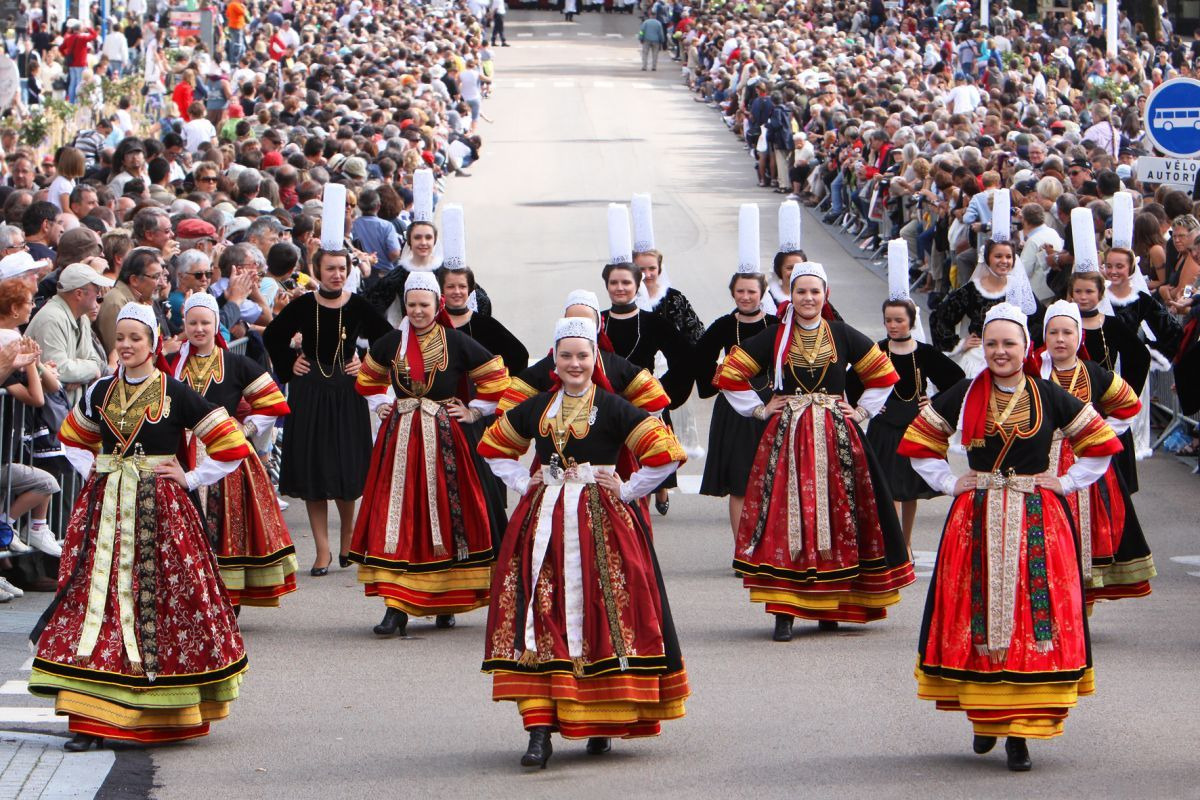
left=1142, top=78, right=1200, bottom=159
left=1134, top=156, right=1200, bottom=189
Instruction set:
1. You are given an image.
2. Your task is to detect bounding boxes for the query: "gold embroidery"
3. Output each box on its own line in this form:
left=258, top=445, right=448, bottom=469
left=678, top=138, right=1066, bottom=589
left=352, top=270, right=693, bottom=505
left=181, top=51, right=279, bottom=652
left=392, top=326, right=449, bottom=396
left=101, top=372, right=166, bottom=445
left=538, top=388, right=596, bottom=458
left=181, top=350, right=224, bottom=394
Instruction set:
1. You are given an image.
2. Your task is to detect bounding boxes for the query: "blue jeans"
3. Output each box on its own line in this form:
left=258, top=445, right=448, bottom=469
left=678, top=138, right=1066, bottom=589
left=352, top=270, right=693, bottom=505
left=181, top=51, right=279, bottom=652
left=829, top=172, right=845, bottom=215
left=227, top=28, right=245, bottom=63
left=67, top=66, right=84, bottom=102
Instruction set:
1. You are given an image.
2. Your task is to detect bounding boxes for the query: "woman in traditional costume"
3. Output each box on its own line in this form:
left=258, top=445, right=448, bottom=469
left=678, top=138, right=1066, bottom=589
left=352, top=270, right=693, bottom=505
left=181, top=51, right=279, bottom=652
left=930, top=190, right=1018, bottom=377
left=1036, top=300, right=1154, bottom=608
left=349, top=271, right=510, bottom=637
left=853, top=240, right=964, bottom=549
left=714, top=261, right=914, bottom=643
left=29, top=303, right=252, bottom=752
left=600, top=204, right=693, bottom=515
left=366, top=170, right=492, bottom=324
left=695, top=205, right=780, bottom=539
left=263, top=241, right=392, bottom=575
left=1066, top=207, right=1150, bottom=493
left=173, top=293, right=297, bottom=611
left=899, top=302, right=1121, bottom=771
left=500, top=289, right=669, bottom=420
left=631, top=193, right=705, bottom=345
left=478, top=316, right=689, bottom=769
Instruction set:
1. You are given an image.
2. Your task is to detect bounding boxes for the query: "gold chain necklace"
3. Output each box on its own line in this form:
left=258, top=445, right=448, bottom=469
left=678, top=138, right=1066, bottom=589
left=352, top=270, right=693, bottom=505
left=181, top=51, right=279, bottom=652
left=888, top=349, right=923, bottom=403
left=314, top=299, right=347, bottom=379
left=113, top=371, right=160, bottom=436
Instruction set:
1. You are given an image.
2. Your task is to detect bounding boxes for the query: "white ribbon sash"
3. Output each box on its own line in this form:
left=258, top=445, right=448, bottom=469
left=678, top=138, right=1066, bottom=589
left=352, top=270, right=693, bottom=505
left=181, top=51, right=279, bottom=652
left=77, top=453, right=174, bottom=666
left=784, top=393, right=842, bottom=558
left=1046, top=432, right=1092, bottom=581
left=974, top=471, right=1036, bottom=655
left=384, top=398, right=447, bottom=556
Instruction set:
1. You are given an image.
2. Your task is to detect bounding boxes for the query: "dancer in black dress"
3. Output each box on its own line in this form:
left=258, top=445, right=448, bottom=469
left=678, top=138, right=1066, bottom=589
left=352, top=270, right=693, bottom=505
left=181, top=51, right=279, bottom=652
left=263, top=246, right=391, bottom=575
left=851, top=240, right=964, bottom=550
left=1068, top=216, right=1150, bottom=493
left=599, top=204, right=693, bottom=515
left=631, top=193, right=705, bottom=344
left=695, top=204, right=779, bottom=539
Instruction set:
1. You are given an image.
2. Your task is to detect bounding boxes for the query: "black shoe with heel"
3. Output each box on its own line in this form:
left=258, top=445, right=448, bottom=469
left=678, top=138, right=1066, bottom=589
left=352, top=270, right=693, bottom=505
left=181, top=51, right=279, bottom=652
left=772, top=613, right=794, bottom=642
left=373, top=608, right=408, bottom=637
left=310, top=556, right=332, bottom=577
left=338, top=554, right=351, bottom=569
left=1005, top=737, right=1032, bottom=771
left=586, top=737, right=611, bottom=755
left=435, top=614, right=456, bottom=629
left=63, top=734, right=103, bottom=753
left=973, top=735, right=997, bottom=754
left=521, top=726, right=553, bottom=768
left=817, top=620, right=839, bottom=632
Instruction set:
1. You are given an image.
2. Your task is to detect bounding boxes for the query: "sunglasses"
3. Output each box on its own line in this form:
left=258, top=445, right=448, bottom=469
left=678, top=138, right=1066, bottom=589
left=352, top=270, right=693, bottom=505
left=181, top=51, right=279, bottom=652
left=197, top=175, right=217, bottom=183
left=187, top=270, right=213, bottom=279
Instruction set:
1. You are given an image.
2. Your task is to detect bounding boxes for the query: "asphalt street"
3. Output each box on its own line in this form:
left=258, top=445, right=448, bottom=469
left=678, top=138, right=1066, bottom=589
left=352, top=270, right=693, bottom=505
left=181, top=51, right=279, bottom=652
left=3, top=10, right=1199, bottom=800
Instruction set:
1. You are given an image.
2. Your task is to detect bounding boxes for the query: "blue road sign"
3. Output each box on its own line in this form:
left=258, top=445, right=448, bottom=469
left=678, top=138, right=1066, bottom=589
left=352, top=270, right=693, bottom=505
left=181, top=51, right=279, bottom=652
left=1143, top=78, right=1200, bottom=159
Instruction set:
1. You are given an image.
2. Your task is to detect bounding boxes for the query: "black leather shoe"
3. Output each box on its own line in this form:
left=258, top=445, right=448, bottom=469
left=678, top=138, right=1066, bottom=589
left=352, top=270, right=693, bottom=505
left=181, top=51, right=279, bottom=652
left=655, top=496, right=670, bottom=516
left=309, top=556, right=331, bottom=577
left=520, top=726, right=553, bottom=768
left=373, top=608, right=408, bottom=637
left=1005, top=737, right=1032, bottom=771
left=338, top=554, right=351, bottom=568
left=233, top=605, right=242, bottom=619
left=435, top=614, right=456, bottom=629
left=817, top=620, right=839, bottom=632
left=63, top=734, right=103, bottom=752
left=772, top=613, right=794, bottom=642
left=586, top=737, right=611, bottom=755
left=973, top=735, right=997, bottom=754
left=822, top=212, right=840, bottom=224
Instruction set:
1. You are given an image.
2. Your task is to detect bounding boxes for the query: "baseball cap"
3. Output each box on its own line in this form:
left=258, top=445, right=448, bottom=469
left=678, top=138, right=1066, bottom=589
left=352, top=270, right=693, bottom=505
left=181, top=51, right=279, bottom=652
left=0, top=252, right=40, bottom=280
left=58, top=263, right=115, bottom=291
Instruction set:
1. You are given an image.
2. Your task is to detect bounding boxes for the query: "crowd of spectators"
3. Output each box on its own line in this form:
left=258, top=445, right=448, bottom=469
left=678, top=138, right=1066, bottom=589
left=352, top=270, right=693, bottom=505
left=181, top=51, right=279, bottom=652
left=678, top=0, right=1200, bottom=451
left=0, top=0, right=500, bottom=602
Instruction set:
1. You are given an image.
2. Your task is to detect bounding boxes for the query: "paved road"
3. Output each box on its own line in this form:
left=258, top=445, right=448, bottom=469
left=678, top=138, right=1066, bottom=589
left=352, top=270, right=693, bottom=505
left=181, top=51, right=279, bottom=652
left=4, top=11, right=1199, bottom=800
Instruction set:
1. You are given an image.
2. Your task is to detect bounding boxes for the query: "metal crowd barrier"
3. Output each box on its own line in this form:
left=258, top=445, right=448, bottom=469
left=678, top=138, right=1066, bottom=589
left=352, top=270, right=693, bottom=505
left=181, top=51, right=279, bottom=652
left=1149, top=369, right=1198, bottom=450
left=0, top=389, right=77, bottom=558
left=227, top=336, right=249, bottom=356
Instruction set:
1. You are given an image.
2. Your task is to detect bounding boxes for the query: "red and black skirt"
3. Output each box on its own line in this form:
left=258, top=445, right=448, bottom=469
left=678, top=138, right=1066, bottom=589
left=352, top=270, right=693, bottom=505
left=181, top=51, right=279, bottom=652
left=206, top=454, right=298, bottom=608
left=349, top=401, right=497, bottom=615
left=483, top=480, right=689, bottom=739
left=734, top=401, right=915, bottom=623
left=28, top=472, right=246, bottom=743
left=916, top=486, right=1093, bottom=739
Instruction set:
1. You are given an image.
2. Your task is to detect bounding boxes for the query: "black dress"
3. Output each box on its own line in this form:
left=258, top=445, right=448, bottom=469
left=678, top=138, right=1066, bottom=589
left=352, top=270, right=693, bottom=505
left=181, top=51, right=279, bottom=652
left=850, top=341, right=965, bottom=501
left=363, top=265, right=493, bottom=320
left=262, top=292, right=391, bottom=501
left=929, top=280, right=1007, bottom=376
left=1082, top=314, right=1150, bottom=493
left=1109, top=290, right=1183, bottom=359
left=645, top=286, right=706, bottom=346
left=601, top=309, right=694, bottom=491
left=694, top=312, right=778, bottom=497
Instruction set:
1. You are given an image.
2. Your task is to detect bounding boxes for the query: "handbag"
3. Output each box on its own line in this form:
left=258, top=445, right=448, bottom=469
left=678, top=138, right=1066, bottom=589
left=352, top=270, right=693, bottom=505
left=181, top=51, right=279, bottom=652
left=756, top=127, right=768, bottom=154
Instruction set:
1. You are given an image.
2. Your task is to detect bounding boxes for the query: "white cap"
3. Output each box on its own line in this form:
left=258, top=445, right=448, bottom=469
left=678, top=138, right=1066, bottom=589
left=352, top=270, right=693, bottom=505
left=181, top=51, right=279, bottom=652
left=789, top=260, right=828, bottom=287
left=1071, top=206, right=1100, bottom=273
left=737, top=203, right=760, bottom=274
left=1111, top=191, right=1134, bottom=250
left=631, top=193, right=655, bottom=253
left=990, top=188, right=1011, bottom=242
left=563, top=289, right=601, bottom=317
left=57, top=262, right=114, bottom=291
left=182, top=292, right=220, bottom=321
left=887, top=239, right=910, bottom=301
left=778, top=199, right=802, bottom=253
left=441, top=203, right=466, bottom=270
left=404, top=271, right=440, bottom=297
left=116, top=302, right=160, bottom=350
left=1043, top=299, right=1082, bottom=337
left=606, top=203, right=632, bottom=265
left=554, top=316, right=597, bottom=344
left=319, top=182, right=346, bottom=250
left=982, top=301, right=1030, bottom=345
left=412, top=169, right=434, bottom=223
left=0, top=252, right=39, bottom=280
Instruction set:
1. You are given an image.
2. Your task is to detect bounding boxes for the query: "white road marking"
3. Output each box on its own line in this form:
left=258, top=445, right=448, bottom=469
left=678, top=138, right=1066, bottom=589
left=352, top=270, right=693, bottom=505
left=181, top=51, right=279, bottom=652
left=517, top=32, right=533, bottom=37
left=605, top=32, right=623, bottom=38
left=577, top=31, right=593, bottom=36
left=912, top=549, right=937, bottom=578
left=0, top=680, right=29, bottom=694
left=593, top=80, right=615, bottom=88
left=1169, top=555, right=1200, bottom=577
left=0, top=707, right=60, bottom=723
left=548, top=31, right=562, bottom=37
left=631, top=82, right=654, bottom=90
left=513, top=80, right=536, bottom=89
left=552, top=80, right=575, bottom=88
left=677, top=475, right=702, bottom=495
left=21, top=658, right=33, bottom=671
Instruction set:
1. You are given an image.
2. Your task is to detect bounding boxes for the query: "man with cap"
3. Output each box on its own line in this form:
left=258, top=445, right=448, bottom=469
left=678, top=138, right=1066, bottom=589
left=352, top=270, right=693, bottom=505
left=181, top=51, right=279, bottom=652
left=176, top=217, right=219, bottom=256
left=1067, top=158, right=1097, bottom=197
left=24, top=263, right=112, bottom=405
